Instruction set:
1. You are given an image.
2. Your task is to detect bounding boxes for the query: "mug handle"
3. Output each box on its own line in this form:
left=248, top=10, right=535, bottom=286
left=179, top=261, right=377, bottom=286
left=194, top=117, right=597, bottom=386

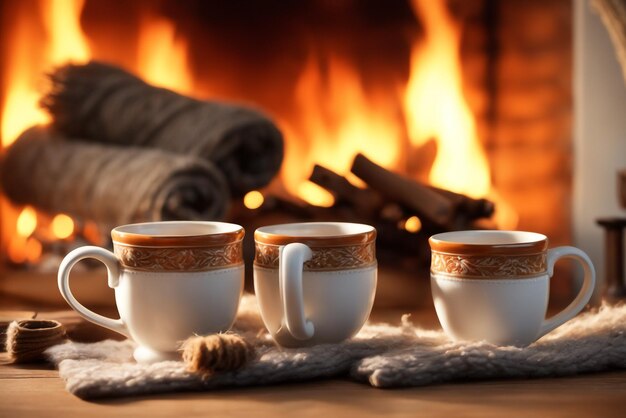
left=57, top=246, right=130, bottom=338
left=538, top=246, right=596, bottom=339
left=279, top=243, right=315, bottom=340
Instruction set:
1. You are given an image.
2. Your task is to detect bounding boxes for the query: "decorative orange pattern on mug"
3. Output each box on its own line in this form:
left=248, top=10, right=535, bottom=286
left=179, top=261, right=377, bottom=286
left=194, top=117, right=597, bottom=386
left=431, top=252, right=547, bottom=278
left=115, top=242, right=243, bottom=272
left=254, top=241, right=376, bottom=271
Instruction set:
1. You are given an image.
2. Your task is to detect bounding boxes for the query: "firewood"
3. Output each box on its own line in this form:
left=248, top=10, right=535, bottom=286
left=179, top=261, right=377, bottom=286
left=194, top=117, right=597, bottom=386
left=426, top=186, right=495, bottom=221
left=351, top=153, right=456, bottom=227
left=308, top=164, right=383, bottom=218
left=351, top=154, right=495, bottom=229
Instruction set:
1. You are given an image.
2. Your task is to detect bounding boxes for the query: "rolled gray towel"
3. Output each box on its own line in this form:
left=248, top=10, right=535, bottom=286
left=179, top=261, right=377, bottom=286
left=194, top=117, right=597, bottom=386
left=41, top=61, right=284, bottom=195
left=0, top=126, right=230, bottom=228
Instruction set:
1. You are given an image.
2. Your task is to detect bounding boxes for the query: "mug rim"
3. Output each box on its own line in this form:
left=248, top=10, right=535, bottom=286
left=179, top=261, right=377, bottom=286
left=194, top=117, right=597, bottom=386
left=254, top=222, right=376, bottom=246
left=429, top=230, right=548, bottom=255
left=112, top=221, right=244, bottom=248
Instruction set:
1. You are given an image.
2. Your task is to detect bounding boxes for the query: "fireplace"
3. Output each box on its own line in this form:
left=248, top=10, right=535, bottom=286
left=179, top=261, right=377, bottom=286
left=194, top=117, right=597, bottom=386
left=0, top=0, right=586, bottom=308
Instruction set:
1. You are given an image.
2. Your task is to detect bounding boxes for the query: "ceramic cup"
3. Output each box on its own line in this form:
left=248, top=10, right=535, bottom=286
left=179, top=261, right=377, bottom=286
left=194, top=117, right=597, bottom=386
left=58, top=221, right=245, bottom=363
left=429, top=230, right=596, bottom=346
left=254, top=222, right=377, bottom=347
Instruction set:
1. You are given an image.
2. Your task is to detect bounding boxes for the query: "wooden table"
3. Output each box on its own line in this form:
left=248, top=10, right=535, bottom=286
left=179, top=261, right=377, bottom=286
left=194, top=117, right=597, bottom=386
left=2, top=313, right=626, bottom=418
left=2, top=354, right=626, bottom=418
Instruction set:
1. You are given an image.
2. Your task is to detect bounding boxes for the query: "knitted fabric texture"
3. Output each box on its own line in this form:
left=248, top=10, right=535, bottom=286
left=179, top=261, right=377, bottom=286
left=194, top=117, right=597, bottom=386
left=45, top=295, right=626, bottom=399
left=42, top=61, right=284, bottom=195
left=1, top=126, right=230, bottom=226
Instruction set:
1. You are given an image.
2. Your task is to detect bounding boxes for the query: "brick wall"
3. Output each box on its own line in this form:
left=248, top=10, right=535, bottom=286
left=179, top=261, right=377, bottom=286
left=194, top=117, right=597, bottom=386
left=458, top=0, right=573, bottom=247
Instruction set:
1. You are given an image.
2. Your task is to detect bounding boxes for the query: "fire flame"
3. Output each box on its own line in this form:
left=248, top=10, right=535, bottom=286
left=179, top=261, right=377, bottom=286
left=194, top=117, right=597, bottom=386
left=1, top=0, right=89, bottom=264
left=1, top=0, right=91, bottom=147
left=403, top=0, right=517, bottom=228
left=42, top=0, right=91, bottom=64
left=8, top=207, right=40, bottom=264
left=137, top=15, right=193, bottom=94
left=16, top=207, right=38, bottom=238
left=404, top=0, right=490, bottom=198
left=0, top=0, right=197, bottom=264
left=51, top=214, right=75, bottom=240
left=0, top=0, right=519, bottom=265
left=282, top=55, right=402, bottom=206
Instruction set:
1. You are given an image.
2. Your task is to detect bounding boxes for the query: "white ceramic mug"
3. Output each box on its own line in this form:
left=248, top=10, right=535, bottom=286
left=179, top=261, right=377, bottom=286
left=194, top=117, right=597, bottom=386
left=429, top=230, right=596, bottom=346
left=58, top=221, right=244, bottom=363
left=254, top=222, right=377, bottom=347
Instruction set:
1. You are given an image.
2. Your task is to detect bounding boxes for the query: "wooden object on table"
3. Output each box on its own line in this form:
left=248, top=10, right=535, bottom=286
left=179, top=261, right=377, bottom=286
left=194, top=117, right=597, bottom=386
left=0, top=311, right=37, bottom=352
left=0, top=307, right=121, bottom=348
left=597, top=217, right=626, bottom=300
left=5, top=319, right=66, bottom=363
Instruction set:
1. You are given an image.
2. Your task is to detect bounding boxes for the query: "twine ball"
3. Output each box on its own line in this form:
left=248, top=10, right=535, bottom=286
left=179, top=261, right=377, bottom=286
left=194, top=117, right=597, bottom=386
left=5, top=320, right=67, bottom=363
left=181, top=333, right=255, bottom=374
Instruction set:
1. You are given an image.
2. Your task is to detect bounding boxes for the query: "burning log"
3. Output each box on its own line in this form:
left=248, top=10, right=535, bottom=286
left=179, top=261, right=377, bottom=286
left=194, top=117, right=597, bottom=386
left=0, top=126, right=230, bottom=228
left=308, top=164, right=383, bottom=219
left=350, top=153, right=454, bottom=227
left=41, top=61, right=284, bottom=196
left=351, top=153, right=494, bottom=229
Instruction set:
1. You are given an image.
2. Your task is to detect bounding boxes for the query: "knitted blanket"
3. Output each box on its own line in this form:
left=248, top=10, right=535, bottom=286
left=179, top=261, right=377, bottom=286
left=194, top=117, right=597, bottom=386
left=45, top=295, right=626, bottom=399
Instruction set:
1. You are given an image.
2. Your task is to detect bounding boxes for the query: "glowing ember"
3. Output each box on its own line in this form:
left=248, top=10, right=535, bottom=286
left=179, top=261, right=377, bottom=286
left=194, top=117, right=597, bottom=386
left=82, top=221, right=103, bottom=245
left=8, top=208, right=42, bottom=264
left=297, top=182, right=335, bottom=208
left=24, top=238, right=43, bottom=263
left=243, top=191, right=265, bottom=210
left=51, top=214, right=75, bottom=240
left=403, top=216, right=423, bottom=233
left=16, top=207, right=37, bottom=238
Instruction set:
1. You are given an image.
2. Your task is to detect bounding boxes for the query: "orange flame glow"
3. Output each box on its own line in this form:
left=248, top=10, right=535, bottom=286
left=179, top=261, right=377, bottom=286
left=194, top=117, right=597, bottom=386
left=1, top=10, right=48, bottom=147
left=16, top=207, right=37, bottom=238
left=282, top=55, right=402, bottom=206
left=404, top=0, right=490, bottom=199
left=1, top=0, right=90, bottom=147
left=51, top=214, right=75, bottom=240
left=137, top=15, right=193, bottom=94
left=404, top=0, right=517, bottom=228
left=0, top=0, right=520, bottom=265
left=1, top=0, right=90, bottom=264
left=8, top=207, right=41, bottom=264
left=42, top=0, right=91, bottom=64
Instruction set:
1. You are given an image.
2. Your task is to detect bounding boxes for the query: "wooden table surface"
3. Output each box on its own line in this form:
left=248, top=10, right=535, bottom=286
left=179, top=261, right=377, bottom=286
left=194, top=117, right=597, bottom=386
left=2, top=354, right=626, bottom=418
left=1, top=290, right=626, bottom=418
left=2, top=324, right=626, bottom=417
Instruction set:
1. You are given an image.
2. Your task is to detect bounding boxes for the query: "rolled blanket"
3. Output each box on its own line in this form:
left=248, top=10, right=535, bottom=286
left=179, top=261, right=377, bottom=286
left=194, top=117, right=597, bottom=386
left=41, top=61, right=284, bottom=195
left=0, top=126, right=230, bottom=227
